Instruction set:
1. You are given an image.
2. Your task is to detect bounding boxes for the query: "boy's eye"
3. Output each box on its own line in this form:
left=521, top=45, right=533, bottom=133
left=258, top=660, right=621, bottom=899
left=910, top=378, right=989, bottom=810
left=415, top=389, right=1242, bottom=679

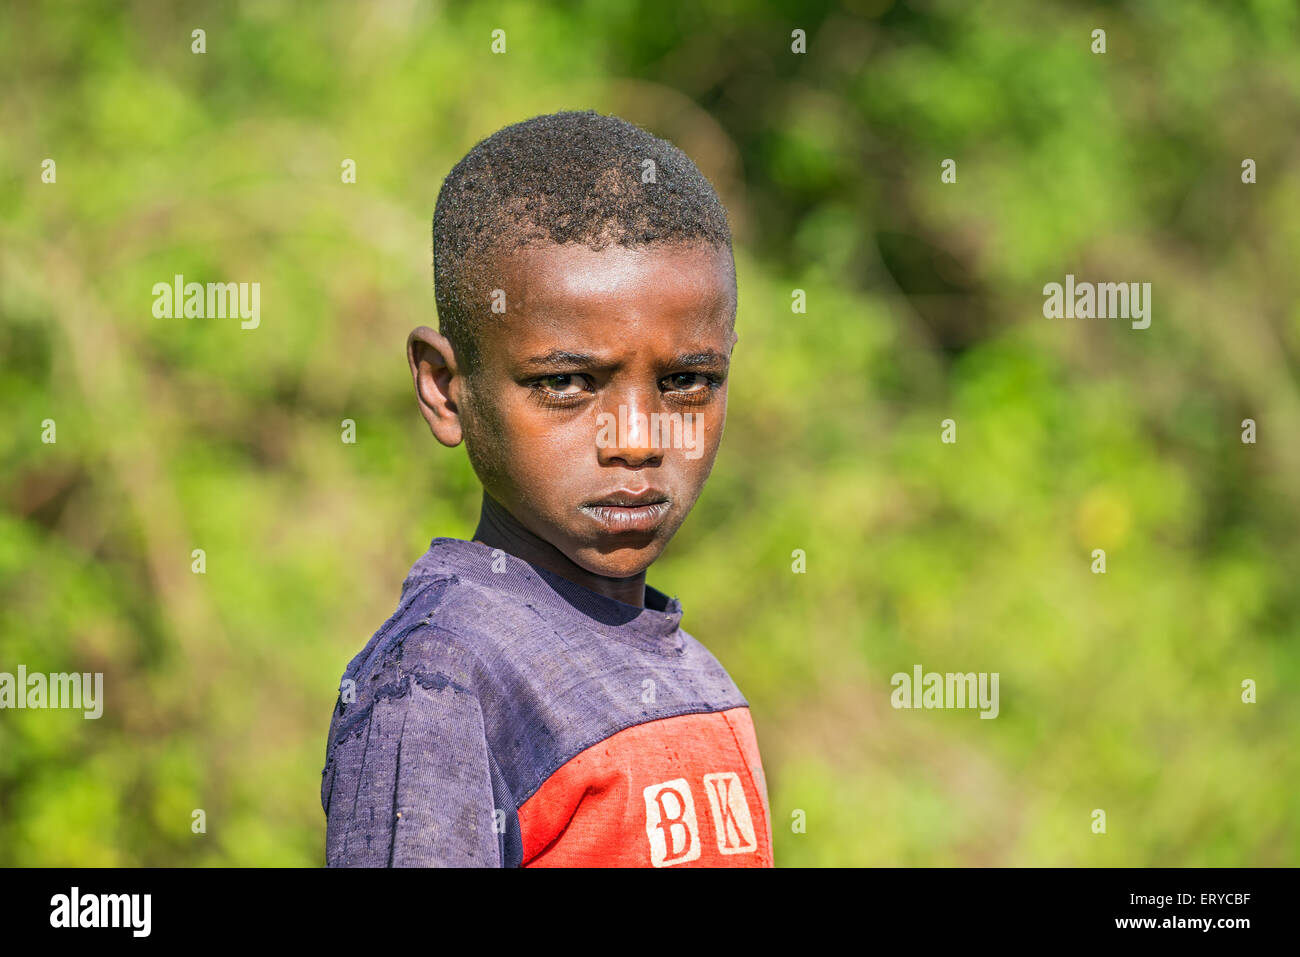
left=663, top=373, right=712, bottom=392
left=537, top=374, right=588, bottom=395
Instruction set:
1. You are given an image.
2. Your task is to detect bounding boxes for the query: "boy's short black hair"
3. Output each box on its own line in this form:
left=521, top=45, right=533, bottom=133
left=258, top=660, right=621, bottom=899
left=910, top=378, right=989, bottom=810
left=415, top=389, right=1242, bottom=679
left=432, top=109, right=734, bottom=374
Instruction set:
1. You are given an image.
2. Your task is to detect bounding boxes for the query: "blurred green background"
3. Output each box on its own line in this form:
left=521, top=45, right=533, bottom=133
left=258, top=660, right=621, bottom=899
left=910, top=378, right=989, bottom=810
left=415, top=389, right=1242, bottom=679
left=2, top=0, right=1298, bottom=866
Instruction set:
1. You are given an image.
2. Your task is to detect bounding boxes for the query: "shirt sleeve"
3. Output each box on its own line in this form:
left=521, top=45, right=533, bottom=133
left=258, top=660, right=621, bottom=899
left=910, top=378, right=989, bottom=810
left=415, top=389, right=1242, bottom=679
left=322, top=670, right=502, bottom=867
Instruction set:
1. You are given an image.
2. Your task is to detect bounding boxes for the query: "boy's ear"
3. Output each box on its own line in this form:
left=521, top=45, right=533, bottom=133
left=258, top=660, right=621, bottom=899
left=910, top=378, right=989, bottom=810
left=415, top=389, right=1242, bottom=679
left=406, top=325, right=464, bottom=447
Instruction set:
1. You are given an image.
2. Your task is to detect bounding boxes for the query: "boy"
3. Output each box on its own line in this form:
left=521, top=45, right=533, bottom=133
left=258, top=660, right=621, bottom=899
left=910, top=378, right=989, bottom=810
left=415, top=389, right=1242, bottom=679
left=320, top=110, right=772, bottom=867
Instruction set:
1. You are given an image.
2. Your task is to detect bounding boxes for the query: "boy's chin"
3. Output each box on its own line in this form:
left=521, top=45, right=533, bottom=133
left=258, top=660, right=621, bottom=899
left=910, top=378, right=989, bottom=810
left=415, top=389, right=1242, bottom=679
left=568, top=538, right=668, bottom=581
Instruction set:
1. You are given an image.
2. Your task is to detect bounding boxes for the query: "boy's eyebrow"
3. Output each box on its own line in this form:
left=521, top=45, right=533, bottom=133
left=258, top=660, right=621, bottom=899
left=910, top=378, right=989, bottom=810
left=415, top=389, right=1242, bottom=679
left=518, top=349, right=599, bottom=369
left=670, top=350, right=729, bottom=368
left=518, top=349, right=730, bottom=370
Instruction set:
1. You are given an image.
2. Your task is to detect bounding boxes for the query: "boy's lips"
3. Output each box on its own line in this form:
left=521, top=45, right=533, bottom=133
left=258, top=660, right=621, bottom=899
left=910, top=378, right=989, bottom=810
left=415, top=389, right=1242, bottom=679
left=579, top=488, right=671, bottom=534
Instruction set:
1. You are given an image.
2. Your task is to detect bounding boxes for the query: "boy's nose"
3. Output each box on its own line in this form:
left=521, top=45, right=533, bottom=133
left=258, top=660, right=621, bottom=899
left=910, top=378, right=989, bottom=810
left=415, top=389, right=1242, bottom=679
left=596, top=396, right=664, bottom=467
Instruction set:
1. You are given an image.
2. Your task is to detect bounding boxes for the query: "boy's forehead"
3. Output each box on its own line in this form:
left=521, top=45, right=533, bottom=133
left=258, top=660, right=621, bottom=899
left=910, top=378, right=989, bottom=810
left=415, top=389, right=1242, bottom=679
left=480, top=241, right=736, bottom=359
left=496, top=240, right=734, bottom=307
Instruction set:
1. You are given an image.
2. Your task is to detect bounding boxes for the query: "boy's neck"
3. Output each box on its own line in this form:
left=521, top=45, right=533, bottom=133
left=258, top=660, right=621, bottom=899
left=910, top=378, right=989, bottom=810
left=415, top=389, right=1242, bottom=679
left=471, top=492, right=649, bottom=608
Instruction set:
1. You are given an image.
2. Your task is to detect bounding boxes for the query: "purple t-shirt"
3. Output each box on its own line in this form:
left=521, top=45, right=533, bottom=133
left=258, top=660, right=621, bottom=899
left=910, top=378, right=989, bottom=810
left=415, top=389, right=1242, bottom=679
left=321, top=537, right=773, bottom=867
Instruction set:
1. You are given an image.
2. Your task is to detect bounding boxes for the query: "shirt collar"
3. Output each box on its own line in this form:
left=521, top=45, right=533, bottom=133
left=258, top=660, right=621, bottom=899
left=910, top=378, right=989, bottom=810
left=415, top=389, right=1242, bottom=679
left=410, top=537, right=686, bottom=650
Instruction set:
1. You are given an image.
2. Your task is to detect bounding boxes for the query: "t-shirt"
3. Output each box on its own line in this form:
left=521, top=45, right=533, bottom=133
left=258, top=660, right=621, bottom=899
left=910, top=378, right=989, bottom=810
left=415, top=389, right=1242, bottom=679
left=320, top=536, right=774, bottom=867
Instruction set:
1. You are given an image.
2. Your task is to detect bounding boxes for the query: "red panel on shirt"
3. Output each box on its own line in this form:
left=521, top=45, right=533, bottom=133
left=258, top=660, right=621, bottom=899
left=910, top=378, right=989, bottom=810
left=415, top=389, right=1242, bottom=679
left=518, top=706, right=773, bottom=867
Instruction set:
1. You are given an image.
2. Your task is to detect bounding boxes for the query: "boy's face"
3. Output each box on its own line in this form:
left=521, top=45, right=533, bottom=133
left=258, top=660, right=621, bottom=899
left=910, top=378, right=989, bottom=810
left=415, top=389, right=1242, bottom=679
left=425, top=241, right=737, bottom=581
